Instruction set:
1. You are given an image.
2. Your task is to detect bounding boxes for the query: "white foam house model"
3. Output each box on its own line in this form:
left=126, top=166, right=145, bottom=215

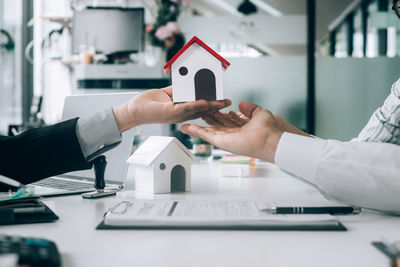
left=126, top=136, right=199, bottom=194
left=163, top=36, right=231, bottom=103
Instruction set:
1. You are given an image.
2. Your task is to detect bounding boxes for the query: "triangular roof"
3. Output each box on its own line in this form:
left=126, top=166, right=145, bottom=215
left=127, top=136, right=198, bottom=166
left=163, top=36, right=231, bottom=74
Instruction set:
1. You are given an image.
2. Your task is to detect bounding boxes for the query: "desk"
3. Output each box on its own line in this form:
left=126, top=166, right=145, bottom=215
left=1, top=162, right=399, bottom=267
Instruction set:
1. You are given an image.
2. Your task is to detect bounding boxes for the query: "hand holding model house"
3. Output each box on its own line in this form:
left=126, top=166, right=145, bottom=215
left=126, top=36, right=232, bottom=194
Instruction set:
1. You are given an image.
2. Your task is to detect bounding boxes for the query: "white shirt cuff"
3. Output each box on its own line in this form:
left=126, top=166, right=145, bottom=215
left=75, top=109, right=122, bottom=159
left=274, top=132, right=326, bottom=184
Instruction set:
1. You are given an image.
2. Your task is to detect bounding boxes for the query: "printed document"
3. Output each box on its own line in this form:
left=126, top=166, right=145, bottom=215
left=103, top=200, right=341, bottom=228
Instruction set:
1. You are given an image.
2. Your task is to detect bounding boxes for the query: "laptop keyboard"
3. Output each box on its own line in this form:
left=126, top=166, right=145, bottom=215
left=32, top=178, right=94, bottom=191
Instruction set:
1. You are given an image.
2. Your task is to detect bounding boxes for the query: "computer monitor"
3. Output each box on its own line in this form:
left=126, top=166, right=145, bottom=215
left=72, top=7, right=144, bottom=55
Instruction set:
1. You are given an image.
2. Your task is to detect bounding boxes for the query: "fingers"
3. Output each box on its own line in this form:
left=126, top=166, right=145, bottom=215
left=202, top=108, right=250, bottom=128
left=202, top=114, right=225, bottom=127
left=207, top=99, right=232, bottom=111
left=176, top=99, right=232, bottom=118
left=160, top=97, right=233, bottom=124
left=183, top=111, right=212, bottom=122
left=161, top=86, right=231, bottom=109
left=180, top=99, right=212, bottom=114
left=181, top=124, right=239, bottom=153
left=223, top=99, right=232, bottom=107
left=185, top=98, right=231, bottom=112
left=173, top=102, right=216, bottom=122
left=181, top=124, right=216, bottom=144
left=238, top=101, right=262, bottom=118
left=228, top=111, right=249, bottom=126
left=212, top=111, right=240, bottom=127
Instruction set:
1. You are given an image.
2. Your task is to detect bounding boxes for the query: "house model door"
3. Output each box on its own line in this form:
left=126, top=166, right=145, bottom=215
left=194, top=68, right=217, bottom=101
left=171, top=165, right=186, bottom=192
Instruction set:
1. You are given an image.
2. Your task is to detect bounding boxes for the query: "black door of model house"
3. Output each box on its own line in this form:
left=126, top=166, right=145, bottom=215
left=194, top=68, right=216, bottom=101
left=171, top=165, right=186, bottom=192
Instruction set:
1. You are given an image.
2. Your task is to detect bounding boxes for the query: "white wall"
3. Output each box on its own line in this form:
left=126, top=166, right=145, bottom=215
left=316, top=57, right=400, bottom=141
left=224, top=57, right=307, bottom=130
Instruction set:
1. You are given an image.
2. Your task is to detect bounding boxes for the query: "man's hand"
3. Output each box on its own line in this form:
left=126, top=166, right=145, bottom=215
left=112, top=86, right=232, bottom=133
left=202, top=107, right=310, bottom=137
left=181, top=101, right=310, bottom=163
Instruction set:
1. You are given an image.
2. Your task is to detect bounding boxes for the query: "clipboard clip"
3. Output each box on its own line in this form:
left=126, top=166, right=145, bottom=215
left=104, top=201, right=133, bottom=217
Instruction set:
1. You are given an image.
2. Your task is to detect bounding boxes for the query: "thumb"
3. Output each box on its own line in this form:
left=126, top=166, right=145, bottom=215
left=162, top=86, right=173, bottom=98
left=239, top=101, right=263, bottom=118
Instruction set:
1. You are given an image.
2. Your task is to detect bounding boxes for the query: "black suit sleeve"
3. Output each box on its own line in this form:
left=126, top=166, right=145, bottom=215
left=0, top=118, right=92, bottom=188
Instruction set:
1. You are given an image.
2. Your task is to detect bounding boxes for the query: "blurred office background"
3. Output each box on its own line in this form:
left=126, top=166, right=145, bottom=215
left=1, top=0, right=400, bottom=142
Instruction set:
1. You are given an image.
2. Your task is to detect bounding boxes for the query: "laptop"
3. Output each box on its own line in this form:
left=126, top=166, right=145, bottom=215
left=30, top=92, right=138, bottom=197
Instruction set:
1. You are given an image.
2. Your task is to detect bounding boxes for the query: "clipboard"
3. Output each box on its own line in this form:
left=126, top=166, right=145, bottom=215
left=0, top=197, right=59, bottom=225
left=96, top=221, right=347, bottom=231
left=96, top=200, right=347, bottom=231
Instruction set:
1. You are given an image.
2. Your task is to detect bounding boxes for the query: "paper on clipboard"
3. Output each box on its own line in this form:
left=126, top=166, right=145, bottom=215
left=101, top=200, right=345, bottom=230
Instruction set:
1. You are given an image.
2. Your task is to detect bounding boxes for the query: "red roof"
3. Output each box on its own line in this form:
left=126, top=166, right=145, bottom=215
left=163, top=36, right=231, bottom=74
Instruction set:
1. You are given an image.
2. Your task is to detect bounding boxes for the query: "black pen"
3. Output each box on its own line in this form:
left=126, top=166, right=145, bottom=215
left=261, top=206, right=361, bottom=215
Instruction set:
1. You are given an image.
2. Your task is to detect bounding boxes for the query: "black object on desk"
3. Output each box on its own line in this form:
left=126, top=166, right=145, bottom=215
left=262, top=206, right=361, bottom=215
left=372, top=241, right=400, bottom=267
left=93, top=155, right=106, bottom=190
left=82, top=155, right=116, bottom=199
left=0, top=198, right=58, bottom=225
left=0, top=234, right=61, bottom=267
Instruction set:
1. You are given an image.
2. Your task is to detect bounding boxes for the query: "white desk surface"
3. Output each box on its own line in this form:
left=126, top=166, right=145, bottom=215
left=2, top=162, right=399, bottom=267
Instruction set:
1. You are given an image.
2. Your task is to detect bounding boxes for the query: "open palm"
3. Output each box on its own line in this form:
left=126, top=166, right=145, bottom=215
left=181, top=101, right=283, bottom=162
left=113, top=86, right=231, bottom=132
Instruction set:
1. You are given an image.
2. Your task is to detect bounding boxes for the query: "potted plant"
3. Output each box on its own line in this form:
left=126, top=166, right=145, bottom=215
left=146, top=0, right=187, bottom=62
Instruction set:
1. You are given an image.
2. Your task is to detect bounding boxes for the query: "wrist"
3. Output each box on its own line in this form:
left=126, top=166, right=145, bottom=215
left=112, top=102, right=138, bottom=133
left=262, top=130, right=283, bottom=163
left=275, top=115, right=311, bottom=137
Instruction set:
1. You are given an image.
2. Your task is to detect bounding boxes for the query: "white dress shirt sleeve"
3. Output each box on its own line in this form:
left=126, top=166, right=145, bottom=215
left=275, top=132, right=400, bottom=213
left=355, top=78, right=400, bottom=144
left=75, top=108, right=122, bottom=161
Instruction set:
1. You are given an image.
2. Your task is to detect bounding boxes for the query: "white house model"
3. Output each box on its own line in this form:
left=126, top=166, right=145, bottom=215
left=164, top=36, right=231, bottom=103
left=126, top=136, right=199, bottom=194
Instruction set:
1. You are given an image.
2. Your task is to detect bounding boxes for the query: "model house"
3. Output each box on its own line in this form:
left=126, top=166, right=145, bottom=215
left=126, top=136, right=199, bottom=194
left=163, top=36, right=231, bottom=103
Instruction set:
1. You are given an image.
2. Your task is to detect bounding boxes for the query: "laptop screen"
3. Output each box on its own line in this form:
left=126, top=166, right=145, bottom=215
left=62, top=93, right=138, bottom=182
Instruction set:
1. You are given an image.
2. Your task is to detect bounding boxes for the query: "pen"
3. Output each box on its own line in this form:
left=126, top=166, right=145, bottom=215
left=262, top=206, right=361, bottom=215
